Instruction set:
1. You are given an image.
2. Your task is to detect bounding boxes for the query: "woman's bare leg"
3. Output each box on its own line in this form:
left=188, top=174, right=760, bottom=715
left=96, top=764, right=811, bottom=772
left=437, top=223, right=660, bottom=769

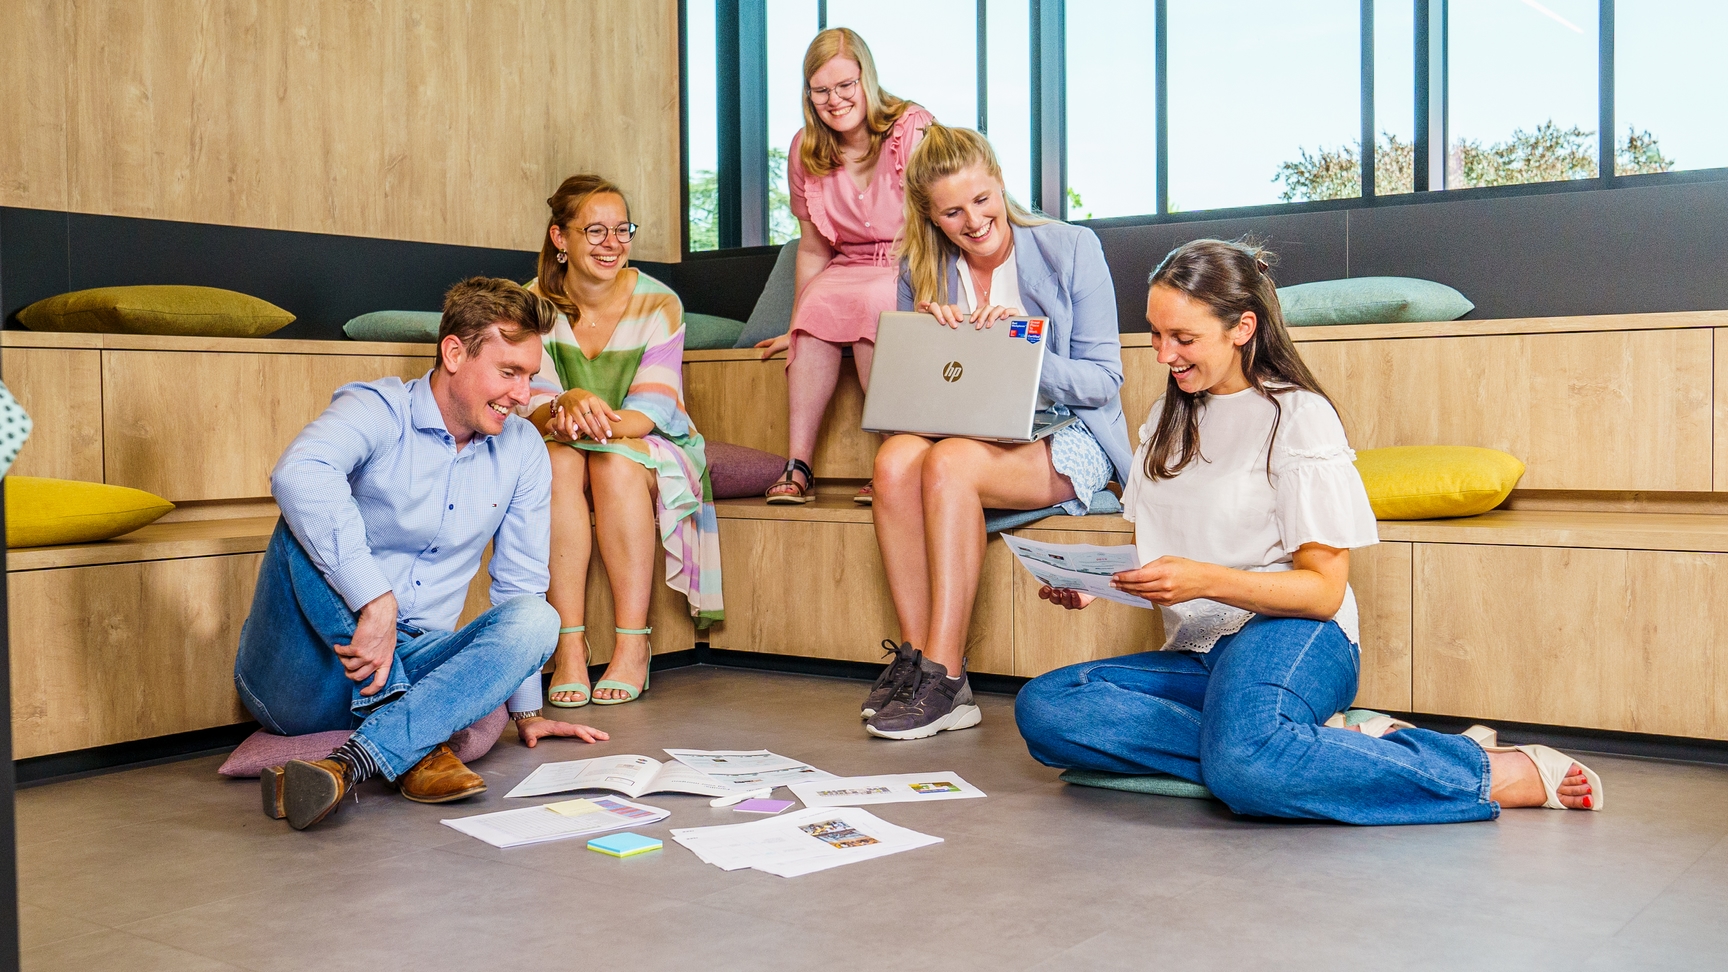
left=873, top=434, right=937, bottom=646
left=545, top=443, right=594, bottom=704
left=851, top=339, right=875, bottom=393
left=785, top=332, right=844, bottom=471
left=588, top=449, right=660, bottom=700
left=921, top=438, right=1075, bottom=674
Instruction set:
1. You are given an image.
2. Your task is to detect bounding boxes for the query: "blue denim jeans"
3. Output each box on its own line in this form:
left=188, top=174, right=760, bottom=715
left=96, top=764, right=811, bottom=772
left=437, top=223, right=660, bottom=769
left=1015, top=616, right=1497, bottom=825
left=233, top=521, right=557, bottom=780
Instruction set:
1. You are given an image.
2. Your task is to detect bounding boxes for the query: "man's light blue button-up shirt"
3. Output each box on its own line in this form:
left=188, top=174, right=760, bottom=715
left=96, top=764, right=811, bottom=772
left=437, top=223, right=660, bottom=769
left=271, top=373, right=552, bottom=709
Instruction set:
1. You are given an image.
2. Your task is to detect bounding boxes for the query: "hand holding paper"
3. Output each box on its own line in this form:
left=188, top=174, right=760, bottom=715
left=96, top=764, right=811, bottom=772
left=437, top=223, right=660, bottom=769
left=1001, top=535, right=1152, bottom=610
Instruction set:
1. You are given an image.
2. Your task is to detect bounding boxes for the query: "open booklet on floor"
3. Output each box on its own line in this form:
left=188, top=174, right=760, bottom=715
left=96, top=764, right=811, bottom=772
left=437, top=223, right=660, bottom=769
left=505, top=754, right=756, bottom=799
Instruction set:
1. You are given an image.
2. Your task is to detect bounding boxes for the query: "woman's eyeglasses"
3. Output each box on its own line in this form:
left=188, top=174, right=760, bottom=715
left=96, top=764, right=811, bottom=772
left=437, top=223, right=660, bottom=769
left=808, top=78, right=861, bottom=106
left=581, top=222, right=637, bottom=244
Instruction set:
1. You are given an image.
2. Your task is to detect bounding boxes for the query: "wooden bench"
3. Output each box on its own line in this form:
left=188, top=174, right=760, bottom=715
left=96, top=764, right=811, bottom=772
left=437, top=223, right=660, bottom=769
left=688, top=310, right=1728, bottom=741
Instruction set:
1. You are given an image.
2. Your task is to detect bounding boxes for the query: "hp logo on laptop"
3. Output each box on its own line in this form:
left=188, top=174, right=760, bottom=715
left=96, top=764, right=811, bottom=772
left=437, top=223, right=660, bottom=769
left=942, top=361, right=964, bottom=382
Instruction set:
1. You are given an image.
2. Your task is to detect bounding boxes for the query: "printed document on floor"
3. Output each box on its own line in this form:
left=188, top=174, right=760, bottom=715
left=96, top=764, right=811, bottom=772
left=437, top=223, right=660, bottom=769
left=505, top=754, right=756, bottom=799
left=1001, top=534, right=1151, bottom=609
left=671, top=807, right=941, bottom=877
left=442, top=796, right=669, bottom=849
left=788, top=772, right=987, bottom=808
left=662, top=749, right=837, bottom=789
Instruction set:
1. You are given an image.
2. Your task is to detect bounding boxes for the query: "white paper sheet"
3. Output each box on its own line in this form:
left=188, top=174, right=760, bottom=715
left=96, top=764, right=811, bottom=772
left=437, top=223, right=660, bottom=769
left=787, top=772, right=987, bottom=808
left=505, top=755, right=746, bottom=799
left=662, top=749, right=838, bottom=789
left=441, top=796, right=669, bottom=849
left=670, top=807, right=941, bottom=877
left=1001, top=535, right=1152, bottom=609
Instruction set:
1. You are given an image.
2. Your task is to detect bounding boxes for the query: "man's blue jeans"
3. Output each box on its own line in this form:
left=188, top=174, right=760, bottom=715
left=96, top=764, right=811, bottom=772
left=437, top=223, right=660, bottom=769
left=233, top=521, right=557, bottom=780
left=1015, top=616, right=1497, bottom=825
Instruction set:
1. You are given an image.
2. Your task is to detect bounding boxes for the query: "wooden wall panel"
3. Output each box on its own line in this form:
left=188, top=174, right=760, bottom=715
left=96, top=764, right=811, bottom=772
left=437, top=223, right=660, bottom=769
left=685, top=357, right=877, bottom=480
left=1349, top=540, right=1412, bottom=711
left=707, top=516, right=1014, bottom=674
left=9, top=553, right=256, bottom=758
left=1, top=347, right=103, bottom=482
left=1412, top=543, right=1728, bottom=739
left=0, top=0, right=69, bottom=208
left=1299, top=329, right=1715, bottom=491
left=50, top=0, right=679, bottom=260
left=1119, top=348, right=1169, bottom=448
left=103, top=350, right=432, bottom=501
left=1009, top=528, right=1162, bottom=677
left=1716, top=329, right=1727, bottom=491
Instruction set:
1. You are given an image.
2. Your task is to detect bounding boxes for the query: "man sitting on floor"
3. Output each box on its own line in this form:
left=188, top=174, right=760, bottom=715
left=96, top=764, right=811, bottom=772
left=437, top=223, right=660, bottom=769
left=234, top=276, right=607, bottom=831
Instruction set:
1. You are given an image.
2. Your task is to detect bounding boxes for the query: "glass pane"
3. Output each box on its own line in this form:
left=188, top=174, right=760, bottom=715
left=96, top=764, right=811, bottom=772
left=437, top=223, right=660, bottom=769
left=767, top=0, right=820, bottom=245
left=1373, top=0, right=1415, bottom=195
left=1169, top=0, right=1360, bottom=210
left=826, top=0, right=979, bottom=129
left=1447, top=0, right=1598, bottom=188
left=686, top=0, right=720, bottom=251
left=1065, top=0, right=1157, bottom=219
left=1616, top=0, right=1727, bottom=175
left=986, top=0, right=1033, bottom=207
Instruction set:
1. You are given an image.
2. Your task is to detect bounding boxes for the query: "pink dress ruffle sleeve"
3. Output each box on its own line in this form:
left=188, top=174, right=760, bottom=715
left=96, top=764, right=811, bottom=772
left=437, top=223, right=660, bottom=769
left=785, top=105, right=933, bottom=363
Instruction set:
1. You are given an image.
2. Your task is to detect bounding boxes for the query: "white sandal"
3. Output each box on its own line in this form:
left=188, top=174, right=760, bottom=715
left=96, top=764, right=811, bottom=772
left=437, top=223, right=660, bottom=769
left=1323, top=710, right=1416, bottom=737
left=1469, top=735, right=1603, bottom=811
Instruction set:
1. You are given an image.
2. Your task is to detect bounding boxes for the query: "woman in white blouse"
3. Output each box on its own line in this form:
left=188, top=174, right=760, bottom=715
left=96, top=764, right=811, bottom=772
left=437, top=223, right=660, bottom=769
left=1015, top=239, right=1602, bottom=824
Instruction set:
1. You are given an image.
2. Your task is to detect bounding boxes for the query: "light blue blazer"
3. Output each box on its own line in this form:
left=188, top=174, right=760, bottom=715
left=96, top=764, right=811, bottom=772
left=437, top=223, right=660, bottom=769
left=897, top=220, right=1133, bottom=482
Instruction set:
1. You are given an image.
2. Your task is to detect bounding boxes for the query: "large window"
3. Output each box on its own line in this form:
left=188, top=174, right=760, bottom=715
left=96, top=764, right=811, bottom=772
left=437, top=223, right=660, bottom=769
left=688, top=0, right=1720, bottom=252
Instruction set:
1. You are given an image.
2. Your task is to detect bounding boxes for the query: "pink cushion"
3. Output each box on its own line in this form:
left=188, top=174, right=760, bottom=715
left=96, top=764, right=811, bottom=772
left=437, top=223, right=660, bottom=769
left=706, top=440, right=787, bottom=499
left=217, top=705, right=509, bottom=777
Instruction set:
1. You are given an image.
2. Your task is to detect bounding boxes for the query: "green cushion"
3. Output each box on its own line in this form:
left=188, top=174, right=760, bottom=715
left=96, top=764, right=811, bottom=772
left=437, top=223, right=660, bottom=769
left=734, top=239, right=801, bottom=348
left=342, top=310, right=443, bottom=343
left=1278, top=276, right=1473, bottom=326
left=684, top=312, right=748, bottom=351
left=1060, top=769, right=1216, bottom=801
left=17, top=286, right=295, bottom=338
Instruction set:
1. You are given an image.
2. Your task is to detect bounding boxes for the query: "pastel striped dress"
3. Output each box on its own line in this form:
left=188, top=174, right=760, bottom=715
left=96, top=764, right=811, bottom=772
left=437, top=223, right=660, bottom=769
left=527, top=270, right=723, bottom=623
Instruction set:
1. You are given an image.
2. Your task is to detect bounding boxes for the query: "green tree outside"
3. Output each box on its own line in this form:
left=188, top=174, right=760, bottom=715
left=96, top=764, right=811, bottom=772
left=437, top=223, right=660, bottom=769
left=688, top=147, right=798, bottom=251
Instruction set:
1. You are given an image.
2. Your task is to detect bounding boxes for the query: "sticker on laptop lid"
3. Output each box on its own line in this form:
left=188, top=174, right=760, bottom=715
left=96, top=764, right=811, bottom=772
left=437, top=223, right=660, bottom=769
left=1007, top=319, right=1028, bottom=339
left=1025, top=318, right=1046, bottom=345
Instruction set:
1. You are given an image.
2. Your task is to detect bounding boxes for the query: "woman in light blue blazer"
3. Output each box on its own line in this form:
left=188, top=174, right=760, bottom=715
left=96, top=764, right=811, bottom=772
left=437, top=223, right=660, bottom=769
left=861, top=124, right=1132, bottom=741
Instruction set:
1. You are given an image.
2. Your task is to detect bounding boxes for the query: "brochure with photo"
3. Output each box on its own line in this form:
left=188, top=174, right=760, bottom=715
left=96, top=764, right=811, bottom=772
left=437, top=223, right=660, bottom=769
left=505, top=754, right=755, bottom=799
left=1001, top=534, right=1152, bottom=609
left=670, top=806, right=942, bottom=878
left=662, top=749, right=837, bottom=789
left=788, top=772, right=987, bottom=808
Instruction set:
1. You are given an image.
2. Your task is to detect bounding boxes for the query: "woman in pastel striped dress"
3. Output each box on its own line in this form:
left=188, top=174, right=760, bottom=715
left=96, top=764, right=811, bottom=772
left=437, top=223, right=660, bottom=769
left=523, top=174, right=723, bottom=707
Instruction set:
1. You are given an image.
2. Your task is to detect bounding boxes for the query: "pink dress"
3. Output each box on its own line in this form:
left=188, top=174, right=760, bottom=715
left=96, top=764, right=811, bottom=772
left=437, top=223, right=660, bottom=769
left=786, top=106, right=933, bottom=361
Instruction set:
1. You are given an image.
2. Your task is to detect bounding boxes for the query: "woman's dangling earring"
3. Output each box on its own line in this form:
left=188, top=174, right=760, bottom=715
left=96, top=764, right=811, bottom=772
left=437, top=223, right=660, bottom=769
left=556, top=249, right=568, bottom=264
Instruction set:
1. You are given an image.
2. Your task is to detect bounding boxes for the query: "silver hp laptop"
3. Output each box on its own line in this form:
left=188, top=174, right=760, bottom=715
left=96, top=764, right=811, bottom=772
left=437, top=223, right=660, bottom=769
left=861, top=311, right=1077, bottom=442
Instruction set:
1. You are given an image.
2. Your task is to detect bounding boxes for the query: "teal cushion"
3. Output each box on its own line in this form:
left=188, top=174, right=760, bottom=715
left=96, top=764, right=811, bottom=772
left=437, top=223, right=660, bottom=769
left=684, top=312, right=748, bottom=350
left=1277, top=276, right=1473, bottom=326
left=342, top=310, right=442, bottom=342
left=1060, top=769, right=1216, bottom=801
left=734, top=239, right=801, bottom=348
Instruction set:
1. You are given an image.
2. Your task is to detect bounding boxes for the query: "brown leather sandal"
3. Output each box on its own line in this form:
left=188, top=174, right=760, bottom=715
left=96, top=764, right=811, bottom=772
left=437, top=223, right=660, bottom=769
left=765, top=457, right=815, bottom=505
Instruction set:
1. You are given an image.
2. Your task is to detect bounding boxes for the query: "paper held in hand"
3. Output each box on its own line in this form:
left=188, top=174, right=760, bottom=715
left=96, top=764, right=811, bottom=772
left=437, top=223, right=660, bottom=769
left=441, top=796, right=669, bottom=849
left=788, top=772, right=986, bottom=808
left=1000, top=534, right=1152, bottom=609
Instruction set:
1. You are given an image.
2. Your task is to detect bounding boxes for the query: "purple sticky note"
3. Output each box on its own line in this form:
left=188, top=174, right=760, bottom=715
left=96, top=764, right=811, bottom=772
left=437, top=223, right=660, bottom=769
left=733, top=799, right=795, bottom=814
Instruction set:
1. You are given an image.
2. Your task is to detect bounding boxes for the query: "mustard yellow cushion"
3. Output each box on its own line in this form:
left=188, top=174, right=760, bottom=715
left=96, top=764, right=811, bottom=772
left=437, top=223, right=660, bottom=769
left=17, top=286, right=295, bottom=338
left=5, top=477, right=175, bottom=548
left=1354, top=446, right=1525, bottom=520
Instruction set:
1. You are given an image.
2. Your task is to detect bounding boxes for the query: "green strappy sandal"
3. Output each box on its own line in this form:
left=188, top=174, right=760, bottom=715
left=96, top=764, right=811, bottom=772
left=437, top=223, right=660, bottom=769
left=547, top=626, right=592, bottom=708
left=591, top=626, right=652, bottom=705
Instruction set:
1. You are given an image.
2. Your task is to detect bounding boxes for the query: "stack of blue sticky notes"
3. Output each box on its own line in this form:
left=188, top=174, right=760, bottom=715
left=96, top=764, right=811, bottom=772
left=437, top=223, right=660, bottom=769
left=588, top=832, right=663, bottom=858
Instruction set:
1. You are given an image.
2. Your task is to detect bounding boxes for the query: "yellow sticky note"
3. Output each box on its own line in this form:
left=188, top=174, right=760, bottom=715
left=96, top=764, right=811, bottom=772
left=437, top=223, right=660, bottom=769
left=546, top=798, right=605, bottom=818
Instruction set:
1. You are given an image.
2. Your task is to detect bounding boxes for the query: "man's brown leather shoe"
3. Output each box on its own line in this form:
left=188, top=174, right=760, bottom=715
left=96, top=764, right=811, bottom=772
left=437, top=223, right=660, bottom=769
left=397, top=743, right=487, bottom=804
left=261, top=765, right=287, bottom=819
left=282, top=758, right=352, bottom=830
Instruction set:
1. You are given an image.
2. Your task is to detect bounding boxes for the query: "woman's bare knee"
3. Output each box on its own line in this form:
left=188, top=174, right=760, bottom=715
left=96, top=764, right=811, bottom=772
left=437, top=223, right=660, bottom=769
left=875, top=435, right=931, bottom=492
left=548, top=442, right=588, bottom=485
left=921, top=438, right=986, bottom=493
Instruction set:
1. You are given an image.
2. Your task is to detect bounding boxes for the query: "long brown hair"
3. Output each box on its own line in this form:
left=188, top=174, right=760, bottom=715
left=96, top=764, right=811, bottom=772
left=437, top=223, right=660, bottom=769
left=536, top=174, right=629, bottom=323
left=798, top=28, right=911, bottom=177
left=1144, top=239, right=1333, bottom=480
left=898, top=124, right=1048, bottom=306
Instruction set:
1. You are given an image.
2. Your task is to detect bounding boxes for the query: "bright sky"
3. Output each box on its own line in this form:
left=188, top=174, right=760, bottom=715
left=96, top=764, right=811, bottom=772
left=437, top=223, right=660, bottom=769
left=687, top=0, right=1728, bottom=236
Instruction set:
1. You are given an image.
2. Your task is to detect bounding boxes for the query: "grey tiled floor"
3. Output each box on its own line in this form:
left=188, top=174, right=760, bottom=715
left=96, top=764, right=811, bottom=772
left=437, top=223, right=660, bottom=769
left=18, top=666, right=1728, bottom=971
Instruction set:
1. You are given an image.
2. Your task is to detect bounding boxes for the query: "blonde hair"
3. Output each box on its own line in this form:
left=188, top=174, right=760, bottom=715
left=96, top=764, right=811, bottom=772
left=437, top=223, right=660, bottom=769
left=898, top=124, right=1048, bottom=306
left=798, top=28, right=911, bottom=178
left=536, top=173, right=630, bottom=323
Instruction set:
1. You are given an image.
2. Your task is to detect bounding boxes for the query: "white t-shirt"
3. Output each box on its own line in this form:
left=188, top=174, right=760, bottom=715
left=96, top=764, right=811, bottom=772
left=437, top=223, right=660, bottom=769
left=1120, top=386, right=1379, bottom=652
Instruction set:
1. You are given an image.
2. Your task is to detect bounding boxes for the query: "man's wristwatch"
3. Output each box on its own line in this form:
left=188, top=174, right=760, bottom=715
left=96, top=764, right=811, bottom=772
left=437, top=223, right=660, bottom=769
left=510, top=709, right=542, bottom=722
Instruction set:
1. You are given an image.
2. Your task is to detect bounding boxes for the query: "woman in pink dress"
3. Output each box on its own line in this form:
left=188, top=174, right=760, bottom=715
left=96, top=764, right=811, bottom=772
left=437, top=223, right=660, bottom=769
left=759, top=28, right=932, bottom=506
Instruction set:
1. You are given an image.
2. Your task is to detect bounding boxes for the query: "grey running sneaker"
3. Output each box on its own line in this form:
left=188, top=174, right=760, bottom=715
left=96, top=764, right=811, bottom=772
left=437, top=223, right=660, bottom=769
left=865, top=654, right=981, bottom=740
left=861, top=639, right=918, bottom=719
